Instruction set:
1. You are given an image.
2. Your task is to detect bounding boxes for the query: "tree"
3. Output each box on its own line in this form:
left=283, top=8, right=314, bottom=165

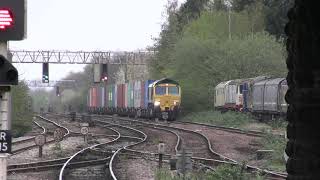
left=151, top=10, right=286, bottom=112
left=231, top=0, right=294, bottom=39
left=231, top=0, right=256, bottom=12
left=11, top=81, right=33, bottom=137
left=263, top=0, right=294, bottom=39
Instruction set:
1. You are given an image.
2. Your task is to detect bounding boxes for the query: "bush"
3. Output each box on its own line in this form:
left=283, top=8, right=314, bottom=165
left=11, top=81, right=33, bottom=137
left=260, top=133, right=286, bottom=171
left=155, top=164, right=264, bottom=180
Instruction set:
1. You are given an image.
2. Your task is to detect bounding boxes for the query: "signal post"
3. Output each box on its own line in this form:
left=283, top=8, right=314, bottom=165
left=0, top=0, right=26, bottom=179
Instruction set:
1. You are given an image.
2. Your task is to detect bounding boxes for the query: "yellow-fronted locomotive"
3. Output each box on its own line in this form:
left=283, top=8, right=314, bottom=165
left=148, top=78, right=181, bottom=120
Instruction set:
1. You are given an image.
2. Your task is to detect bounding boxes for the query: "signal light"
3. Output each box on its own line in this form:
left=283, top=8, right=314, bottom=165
left=56, top=86, right=60, bottom=96
left=0, top=9, right=13, bottom=30
left=42, top=63, right=49, bottom=83
left=101, top=64, right=108, bottom=82
left=0, top=0, right=26, bottom=40
left=0, top=55, right=18, bottom=85
left=101, top=76, right=108, bottom=81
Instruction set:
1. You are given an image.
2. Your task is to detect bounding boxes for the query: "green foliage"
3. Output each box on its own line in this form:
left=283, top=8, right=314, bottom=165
left=206, top=164, right=251, bottom=180
left=30, top=89, right=50, bottom=112
left=151, top=3, right=286, bottom=112
left=170, top=33, right=285, bottom=111
left=181, top=111, right=254, bottom=128
left=262, top=0, right=294, bottom=39
left=11, top=81, right=33, bottom=137
left=231, top=0, right=294, bottom=39
left=260, top=133, right=286, bottom=171
left=232, top=0, right=256, bottom=12
left=155, top=164, right=264, bottom=180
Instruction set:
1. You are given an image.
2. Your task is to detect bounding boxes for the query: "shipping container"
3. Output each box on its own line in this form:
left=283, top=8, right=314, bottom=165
left=88, top=88, right=92, bottom=107
left=114, top=85, right=118, bottom=107
left=144, top=80, right=155, bottom=108
left=124, top=83, right=128, bottom=108
left=117, top=84, right=125, bottom=108
left=97, top=86, right=105, bottom=107
left=140, top=81, right=145, bottom=108
left=134, top=81, right=141, bottom=108
left=109, top=84, right=115, bottom=107
left=105, top=84, right=109, bottom=107
left=127, top=82, right=134, bottom=108
left=92, top=87, right=97, bottom=107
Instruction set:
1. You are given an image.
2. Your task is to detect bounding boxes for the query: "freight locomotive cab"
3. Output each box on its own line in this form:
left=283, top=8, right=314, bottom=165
left=148, top=78, right=181, bottom=120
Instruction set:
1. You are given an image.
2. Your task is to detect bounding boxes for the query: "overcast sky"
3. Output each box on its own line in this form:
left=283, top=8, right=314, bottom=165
left=9, top=0, right=185, bottom=82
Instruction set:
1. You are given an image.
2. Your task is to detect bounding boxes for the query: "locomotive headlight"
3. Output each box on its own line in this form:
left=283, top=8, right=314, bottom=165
left=154, top=101, right=160, bottom=106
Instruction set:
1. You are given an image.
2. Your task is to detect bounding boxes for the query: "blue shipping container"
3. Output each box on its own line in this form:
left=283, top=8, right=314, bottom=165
left=144, top=80, right=155, bottom=108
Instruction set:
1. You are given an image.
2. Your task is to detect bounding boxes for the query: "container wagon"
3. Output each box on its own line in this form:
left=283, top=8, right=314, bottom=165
left=87, top=78, right=181, bottom=121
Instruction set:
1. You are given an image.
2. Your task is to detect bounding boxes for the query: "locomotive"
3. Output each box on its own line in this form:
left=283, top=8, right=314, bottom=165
left=87, top=78, right=181, bottom=121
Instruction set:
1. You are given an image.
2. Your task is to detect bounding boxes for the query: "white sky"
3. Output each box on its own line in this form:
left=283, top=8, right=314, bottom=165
left=9, top=0, right=185, bottom=82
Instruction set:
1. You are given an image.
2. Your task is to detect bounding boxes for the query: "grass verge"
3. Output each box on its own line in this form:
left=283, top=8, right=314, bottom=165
left=259, top=133, right=287, bottom=172
left=179, top=110, right=287, bottom=133
left=155, top=164, right=265, bottom=180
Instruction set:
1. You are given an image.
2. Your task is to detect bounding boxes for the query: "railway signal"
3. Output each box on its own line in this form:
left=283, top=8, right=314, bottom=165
left=0, top=0, right=26, bottom=41
left=42, top=63, right=49, bottom=83
left=56, top=86, right=60, bottom=96
left=93, top=64, right=108, bottom=83
left=0, top=55, right=18, bottom=85
left=101, top=64, right=108, bottom=82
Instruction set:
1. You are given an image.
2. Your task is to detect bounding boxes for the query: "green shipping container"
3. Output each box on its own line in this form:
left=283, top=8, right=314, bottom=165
left=108, top=84, right=114, bottom=107
left=127, top=82, right=134, bottom=108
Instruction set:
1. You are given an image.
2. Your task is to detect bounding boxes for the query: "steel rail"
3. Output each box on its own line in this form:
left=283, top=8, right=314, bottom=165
left=58, top=126, right=121, bottom=180
left=173, top=121, right=285, bottom=138
left=104, top=116, right=286, bottom=179
left=12, top=121, right=46, bottom=146
left=94, top=120, right=147, bottom=180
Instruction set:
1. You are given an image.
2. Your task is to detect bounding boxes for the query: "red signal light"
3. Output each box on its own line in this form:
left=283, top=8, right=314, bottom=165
left=0, top=9, right=13, bottom=30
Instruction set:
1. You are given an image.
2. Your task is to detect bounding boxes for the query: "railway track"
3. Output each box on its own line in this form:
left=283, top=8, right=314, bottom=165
left=11, top=115, right=70, bottom=155
left=12, top=121, right=46, bottom=148
left=59, top=119, right=147, bottom=180
left=40, top=113, right=287, bottom=179
left=91, top=115, right=286, bottom=179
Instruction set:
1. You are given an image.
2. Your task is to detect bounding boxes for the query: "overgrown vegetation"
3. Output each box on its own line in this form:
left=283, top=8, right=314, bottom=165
left=181, top=110, right=287, bottom=133
left=11, top=81, right=33, bottom=137
left=155, top=164, right=264, bottom=180
left=260, top=133, right=287, bottom=171
left=181, top=111, right=255, bottom=128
